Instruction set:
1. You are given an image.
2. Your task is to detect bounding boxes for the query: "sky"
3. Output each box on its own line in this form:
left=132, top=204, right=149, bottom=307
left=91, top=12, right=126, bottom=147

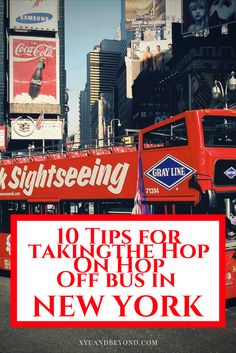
left=65, top=0, right=121, bottom=134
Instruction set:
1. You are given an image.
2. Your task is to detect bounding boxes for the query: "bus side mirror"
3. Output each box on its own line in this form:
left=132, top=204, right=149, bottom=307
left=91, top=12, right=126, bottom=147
left=206, top=189, right=217, bottom=209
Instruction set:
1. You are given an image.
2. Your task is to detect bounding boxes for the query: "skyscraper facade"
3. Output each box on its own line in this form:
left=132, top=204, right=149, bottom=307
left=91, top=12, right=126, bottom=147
left=58, top=0, right=67, bottom=137
left=79, top=84, right=89, bottom=146
left=0, top=0, right=6, bottom=126
left=87, top=40, right=122, bottom=140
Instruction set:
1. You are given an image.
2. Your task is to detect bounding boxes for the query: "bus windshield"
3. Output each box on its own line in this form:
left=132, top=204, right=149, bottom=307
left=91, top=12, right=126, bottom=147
left=202, top=115, right=236, bottom=147
left=143, top=118, right=188, bottom=149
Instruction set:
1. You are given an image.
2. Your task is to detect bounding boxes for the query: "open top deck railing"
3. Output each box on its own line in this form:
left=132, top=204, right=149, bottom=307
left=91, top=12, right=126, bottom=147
left=0, top=134, right=139, bottom=163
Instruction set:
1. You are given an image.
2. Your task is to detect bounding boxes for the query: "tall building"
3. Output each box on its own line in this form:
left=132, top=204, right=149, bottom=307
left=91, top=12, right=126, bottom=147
left=132, top=22, right=236, bottom=128
left=87, top=39, right=122, bottom=140
left=79, top=84, right=89, bottom=146
left=116, top=0, right=182, bottom=131
left=132, top=71, right=169, bottom=129
left=58, top=0, right=67, bottom=137
left=0, top=0, right=6, bottom=127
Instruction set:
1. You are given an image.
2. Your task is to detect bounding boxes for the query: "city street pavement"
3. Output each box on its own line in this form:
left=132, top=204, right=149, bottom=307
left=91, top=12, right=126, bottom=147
left=0, top=275, right=236, bottom=353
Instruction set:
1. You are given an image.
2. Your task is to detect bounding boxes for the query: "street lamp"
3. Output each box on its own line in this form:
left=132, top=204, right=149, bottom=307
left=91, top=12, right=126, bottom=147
left=107, top=119, right=121, bottom=146
left=212, top=71, right=236, bottom=109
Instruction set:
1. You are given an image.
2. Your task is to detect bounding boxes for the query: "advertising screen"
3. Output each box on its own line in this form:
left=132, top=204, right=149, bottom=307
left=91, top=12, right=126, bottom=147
left=125, top=0, right=165, bottom=31
left=0, top=125, right=7, bottom=151
left=11, top=118, right=63, bottom=140
left=10, top=0, right=58, bottom=32
left=182, top=0, right=236, bottom=36
left=9, top=36, right=60, bottom=114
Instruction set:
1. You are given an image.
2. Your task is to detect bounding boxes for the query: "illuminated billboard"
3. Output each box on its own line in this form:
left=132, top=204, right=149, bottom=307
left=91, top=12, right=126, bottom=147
left=182, top=0, right=236, bottom=36
left=0, top=126, right=7, bottom=150
left=125, top=0, right=165, bottom=31
left=9, top=36, right=60, bottom=115
left=10, top=0, right=58, bottom=32
left=11, top=118, right=63, bottom=140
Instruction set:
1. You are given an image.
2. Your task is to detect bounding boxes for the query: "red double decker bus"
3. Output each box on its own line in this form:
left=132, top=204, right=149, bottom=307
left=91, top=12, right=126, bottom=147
left=0, top=109, right=236, bottom=299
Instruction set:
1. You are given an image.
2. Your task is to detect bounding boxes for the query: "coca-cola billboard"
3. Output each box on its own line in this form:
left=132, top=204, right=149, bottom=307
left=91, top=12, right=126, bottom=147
left=10, top=0, right=58, bottom=32
left=9, top=36, right=60, bottom=114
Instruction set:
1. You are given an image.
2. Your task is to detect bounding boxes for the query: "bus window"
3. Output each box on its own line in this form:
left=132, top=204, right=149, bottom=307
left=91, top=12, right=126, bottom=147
left=143, top=118, right=188, bottom=149
left=46, top=204, right=58, bottom=214
left=97, top=200, right=133, bottom=214
left=0, top=201, right=28, bottom=233
left=60, top=201, right=89, bottom=214
left=30, top=203, right=41, bottom=214
left=202, top=116, right=236, bottom=147
left=29, top=203, right=59, bottom=214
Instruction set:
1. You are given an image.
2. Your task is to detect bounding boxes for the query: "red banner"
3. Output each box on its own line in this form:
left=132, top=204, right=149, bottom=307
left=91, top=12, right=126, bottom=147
left=0, top=148, right=201, bottom=203
left=0, top=154, right=136, bottom=200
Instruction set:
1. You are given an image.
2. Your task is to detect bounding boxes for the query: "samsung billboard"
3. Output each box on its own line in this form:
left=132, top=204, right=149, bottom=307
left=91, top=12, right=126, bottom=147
left=10, top=0, right=58, bottom=32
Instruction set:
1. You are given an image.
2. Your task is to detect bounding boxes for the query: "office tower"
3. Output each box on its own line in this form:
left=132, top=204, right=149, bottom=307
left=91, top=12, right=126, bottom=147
left=79, top=84, right=89, bottom=146
left=87, top=40, right=122, bottom=140
left=0, top=0, right=6, bottom=126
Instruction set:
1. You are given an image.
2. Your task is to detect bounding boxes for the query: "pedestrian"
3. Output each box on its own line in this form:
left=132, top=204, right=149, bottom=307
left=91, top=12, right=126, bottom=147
left=153, top=45, right=164, bottom=71
left=140, top=46, right=153, bottom=72
left=164, top=43, right=173, bottom=63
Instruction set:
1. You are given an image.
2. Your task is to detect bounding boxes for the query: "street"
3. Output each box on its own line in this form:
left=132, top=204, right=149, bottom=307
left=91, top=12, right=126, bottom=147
left=0, top=274, right=236, bottom=353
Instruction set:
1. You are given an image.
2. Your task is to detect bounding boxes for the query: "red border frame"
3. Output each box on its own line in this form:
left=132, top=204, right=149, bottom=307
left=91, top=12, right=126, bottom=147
left=10, top=214, right=226, bottom=328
